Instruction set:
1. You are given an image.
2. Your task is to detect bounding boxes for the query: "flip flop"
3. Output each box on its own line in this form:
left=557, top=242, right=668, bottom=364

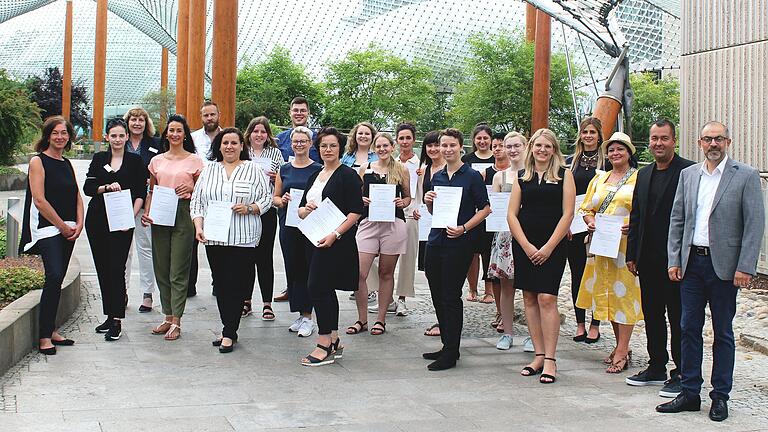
left=465, top=292, right=479, bottom=302
left=479, top=293, right=495, bottom=304
left=423, top=323, right=440, bottom=337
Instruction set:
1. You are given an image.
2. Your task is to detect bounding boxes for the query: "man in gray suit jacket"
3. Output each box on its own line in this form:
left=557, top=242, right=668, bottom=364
left=657, top=121, right=765, bottom=422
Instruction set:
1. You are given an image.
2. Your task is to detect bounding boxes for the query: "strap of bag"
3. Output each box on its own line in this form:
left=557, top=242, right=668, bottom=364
left=596, top=167, right=636, bottom=214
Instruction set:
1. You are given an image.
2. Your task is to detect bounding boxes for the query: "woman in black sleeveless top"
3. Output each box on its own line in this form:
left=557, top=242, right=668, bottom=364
left=19, top=116, right=84, bottom=355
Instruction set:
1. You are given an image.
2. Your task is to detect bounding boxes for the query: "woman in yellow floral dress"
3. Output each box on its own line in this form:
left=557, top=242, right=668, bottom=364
left=576, top=132, right=642, bottom=373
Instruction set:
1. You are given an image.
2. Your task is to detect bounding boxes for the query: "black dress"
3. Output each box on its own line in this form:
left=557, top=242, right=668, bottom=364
left=512, top=168, right=567, bottom=295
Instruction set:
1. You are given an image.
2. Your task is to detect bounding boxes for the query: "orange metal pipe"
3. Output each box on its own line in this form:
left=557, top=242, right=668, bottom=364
left=186, top=0, right=207, bottom=130
left=591, top=96, right=622, bottom=139
left=211, top=0, right=238, bottom=128
left=531, top=10, right=551, bottom=133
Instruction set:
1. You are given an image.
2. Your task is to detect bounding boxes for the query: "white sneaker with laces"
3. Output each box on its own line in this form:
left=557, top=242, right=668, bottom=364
left=297, top=318, right=315, bottom=337
left=496, top=334, right=513, bottom=350
left=395, top=299, right=408, bottom=316
left=288, top=317, right=304, bottom=333
left=522, top=336, right=534, bottom=353
left=368, top=301, right=396, bottom=314
left=367, top=291, right=377, bottom=304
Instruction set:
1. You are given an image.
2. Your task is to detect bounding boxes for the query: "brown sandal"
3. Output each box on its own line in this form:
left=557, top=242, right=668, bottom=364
left=164, top=324, right=181, bottom=341
left=606, top=355, right=629, bottom=373
left=151, top=320, right=172, bottom=335
left=479, top=293, right=495, bottom=304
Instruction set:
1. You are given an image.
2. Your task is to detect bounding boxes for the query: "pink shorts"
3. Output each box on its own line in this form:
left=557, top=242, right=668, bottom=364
left=356, top=218, right=408, bottom=255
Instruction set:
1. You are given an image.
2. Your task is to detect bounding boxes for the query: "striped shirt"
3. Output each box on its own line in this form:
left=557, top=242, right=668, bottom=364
left=249, top=146, right=284, bottom=194
left=190, top=161, right=272, bottom=246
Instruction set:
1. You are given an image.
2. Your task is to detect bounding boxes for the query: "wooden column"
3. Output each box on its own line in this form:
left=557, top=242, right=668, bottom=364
left=175, top=0, right=190, bottom=117
left=211, top=0, right=238, bottom=128
left=160, top=47, right=169, bottom=127
left=525, top=3, right=537, bottom=43
left=62, top=0, right=73, bottom=121
left=530, top=10, right=551, bottom=132
left=92, top=0, right=107, bottom=141
left=186, top=0, right=207, bottom=130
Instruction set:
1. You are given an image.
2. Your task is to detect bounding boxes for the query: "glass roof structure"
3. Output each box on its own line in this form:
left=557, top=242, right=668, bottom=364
left=0, top=0, right=680, bottom=109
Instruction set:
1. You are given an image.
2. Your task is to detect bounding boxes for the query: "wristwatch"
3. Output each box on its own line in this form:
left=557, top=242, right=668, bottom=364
left=462, top=225, right=468, bottom=235
left=333, top=230, right=342, bottom=240
left=246, top=205, right=252, bottom=215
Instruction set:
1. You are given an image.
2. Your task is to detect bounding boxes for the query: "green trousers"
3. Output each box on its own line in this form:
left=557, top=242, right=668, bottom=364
left=151, top=199, right=194, bottom=318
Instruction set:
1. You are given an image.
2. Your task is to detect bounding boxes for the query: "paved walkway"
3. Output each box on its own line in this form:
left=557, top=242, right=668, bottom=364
left=2, top=161, right=767, bottom=431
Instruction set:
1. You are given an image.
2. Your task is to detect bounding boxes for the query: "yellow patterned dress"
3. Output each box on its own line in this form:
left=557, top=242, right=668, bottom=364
left=575, top=170, right=643, bottom=325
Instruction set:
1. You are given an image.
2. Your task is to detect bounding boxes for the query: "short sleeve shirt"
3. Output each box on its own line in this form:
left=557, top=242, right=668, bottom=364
left=148, top=153, right=204, bottom=199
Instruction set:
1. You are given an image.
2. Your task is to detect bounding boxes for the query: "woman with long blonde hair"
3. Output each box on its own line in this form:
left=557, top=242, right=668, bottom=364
left=341, top=122, right=378, bottom=168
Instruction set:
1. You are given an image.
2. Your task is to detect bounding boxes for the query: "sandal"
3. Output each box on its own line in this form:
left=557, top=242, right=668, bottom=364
left=346, top=320, right=368, bottom=335
left=604, top=349, right=632, bottom=365
left=262, top=304, right=275, bottom=321
left=465, top=292, right=479, bottom=302
left=490, top=313, right=501, bottom=328
left=332, top=338, right=344, bottom=359
left=301, top=343, right=335, bottom=367
left=521, top=353, right=545, bottom=376
left=151, top=320, right=172, bottom=335
left=540, top=358, right=557, bottom=384
left=496, top=320, right=505, bottom=334
left=606, top=355, right=629, bottom=373
left=370, top=321, right=386, bottom=335
left=242, top=300, right=253, bottom=317
left=479, top=293, right=495, bottom=304
left=164, top=324, right=181, bottom=341
left=424, top=323, right=440, bottom=337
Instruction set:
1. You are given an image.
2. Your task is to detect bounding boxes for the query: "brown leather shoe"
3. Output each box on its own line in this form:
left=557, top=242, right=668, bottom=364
left=273, top=290, right=289, bottom=302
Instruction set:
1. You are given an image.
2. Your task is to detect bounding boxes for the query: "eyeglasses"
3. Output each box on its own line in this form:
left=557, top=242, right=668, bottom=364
left=291, top=139, right=310, bottom=145
left=700, top=136, right=728, bottom=144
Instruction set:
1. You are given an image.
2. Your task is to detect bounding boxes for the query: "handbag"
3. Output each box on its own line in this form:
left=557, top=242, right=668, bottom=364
left=585, top=168, right=636, bottom=257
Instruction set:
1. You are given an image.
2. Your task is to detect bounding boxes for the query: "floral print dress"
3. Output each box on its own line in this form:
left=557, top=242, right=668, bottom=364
left=488, top=170, right=515, bottom=279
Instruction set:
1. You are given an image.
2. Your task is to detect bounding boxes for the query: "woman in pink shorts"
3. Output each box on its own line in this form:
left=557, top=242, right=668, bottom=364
left=347, top=132, right=412, bottom=336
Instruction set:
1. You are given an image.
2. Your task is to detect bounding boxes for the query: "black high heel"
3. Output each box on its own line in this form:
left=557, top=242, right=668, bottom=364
left=540, top=358, right=557, bottom=384
left=521, top=353, right=545, bottom=376
left=332, top=338, right=344, bottom=359
left=301, top=343, right=335, bottom=367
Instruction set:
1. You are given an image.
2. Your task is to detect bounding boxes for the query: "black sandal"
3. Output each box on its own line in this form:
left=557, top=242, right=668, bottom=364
left=521, top=353, right=545, bottom=376
left=332, top=338, right=344, bottom=359
left=301, top=343, right=335, bottom=367
left=261, top=304, right=275, bottom=321
left=346, top=320, right=368, bottom=335
left=540, top=358, right=557, bottom=384
left=241, top=300, right=253, bottom=317
left=424, top=323, right=440, bottom=336
left=370, top=321, right=386, bottom=335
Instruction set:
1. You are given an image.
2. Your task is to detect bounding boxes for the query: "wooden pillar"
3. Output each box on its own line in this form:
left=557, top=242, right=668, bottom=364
left=160, top=47, right=169, bottom=127
left=186, top=0, right=207, bottom=130
left=531, top=10, right=551, bottom=132
left=525, top=4, right=537, bottom=43
left=62, top=0, right=73, bottom=121
left=211, top=0, right=238, bottom=128
left=175, top=0, right=190, bottom=118
left=91, top=0, right=107, bottom=141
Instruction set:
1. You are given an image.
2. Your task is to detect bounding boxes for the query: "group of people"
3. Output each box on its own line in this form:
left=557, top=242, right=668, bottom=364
left=18, top=94, right=764, bottom=421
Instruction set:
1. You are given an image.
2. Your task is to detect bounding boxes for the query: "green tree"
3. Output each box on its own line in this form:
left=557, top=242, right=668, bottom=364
left=235, top=47, right=323, bottom=130
left=627, top=72, right=680, bottom=146
left=25, top=67, right=90, bottom=133
left=322, top=45, right=437, bottom=130
left=448, top=32, right=581, bottom=139
left=0, top=70, right=41, bottom=165
left=141, top=88, right=175, bottom=133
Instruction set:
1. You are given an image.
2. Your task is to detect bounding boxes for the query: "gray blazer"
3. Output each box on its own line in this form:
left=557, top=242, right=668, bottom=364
left=668, top=157, right=765, bottom=280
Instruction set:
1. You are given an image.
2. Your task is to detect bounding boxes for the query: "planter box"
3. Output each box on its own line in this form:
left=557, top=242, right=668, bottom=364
left=0, top=257, right=81, bottom=377
left=0, top=173, right=26, bottom=191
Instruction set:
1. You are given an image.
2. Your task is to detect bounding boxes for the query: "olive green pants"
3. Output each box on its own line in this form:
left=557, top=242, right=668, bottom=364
left=151, top=199, right=194, bottom=318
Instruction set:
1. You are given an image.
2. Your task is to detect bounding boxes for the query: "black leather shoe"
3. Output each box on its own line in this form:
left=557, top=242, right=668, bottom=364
left=219, top=343, right=234, bottom=354
left=422, top=350, right=443, bottom=360
left=427, top=357, right=457, bottom=371
left=51, top=338, right=75, bottom=346
left=38, top=346, right=56, bottom=355
left=656, top=393, right=701, bottom=413
left=709, top=399, right=728, bottom=422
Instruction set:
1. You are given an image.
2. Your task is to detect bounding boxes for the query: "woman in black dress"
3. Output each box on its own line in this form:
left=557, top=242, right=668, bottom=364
left=508, top=128, right=575, bottom=383
left=298, top=127, right=364, bottom=366
left=19, top=116, right=84, bottom=355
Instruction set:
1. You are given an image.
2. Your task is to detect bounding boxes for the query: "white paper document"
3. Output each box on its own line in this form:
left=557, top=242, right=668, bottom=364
left=149, top=186, right=179, bottom=226
left=408, top=165, right=419, bottom=198
left=486, top=192, right=510, bottom=232
left=417, top=203, right=432, bottom=241
left=203, top=200, right=233, bottom=242
left=368, top=184, right=396, bottom=222
left=299, top=197, right=347, bottom=246
left=254, top=158, right=273, bottom=181
left=588, top=213, right=625, bottom=258
left=104, top=190, right=135, bottom=232
left=431, top=186, right=462, bottom=228
left=285, top=188, right=304, bottom=228
left=570, top=194, right=589, bottom=234
left=472, top=163, right=493, bottom=173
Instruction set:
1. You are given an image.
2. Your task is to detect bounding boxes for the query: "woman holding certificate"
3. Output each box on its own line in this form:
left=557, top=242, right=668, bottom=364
left=575, top=132, right=641, bottom=374
left=507, top=128, right=575, bottom=384
left=84, top=118, right=148, bottom=341
left=191, top=128, right=272, bottom=353
left=141, top=115, right=203, bottom=341
left=242, top=116, right=284, bottom=321
left=273, top=126, right=322, bottom=337
left=298, top=127, right=364, bottom=366
left=347, top=132, right=411, bottom=336
left=423, top=128, right=491, bottom=371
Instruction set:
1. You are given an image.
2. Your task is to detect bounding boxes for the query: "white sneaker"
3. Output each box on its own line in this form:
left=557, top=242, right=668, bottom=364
left=395, top=299, right=408, bottom=316
left=367, top=291, right=377, bottom=304
left=522, top=336, right=534, bottom=353
left=496, top=334, right=513, bottom=350
left=369, top=301, right=396, bottom=314
left=288, top=317, right=303, bottom=333
left=297, top=318, right=314, bottom=338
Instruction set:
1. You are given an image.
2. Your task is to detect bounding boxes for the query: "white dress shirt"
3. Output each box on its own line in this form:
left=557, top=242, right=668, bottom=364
left=191, top=127, right=221, bottom=163
left=398, top=153, right=420, bottom=217
left=692, top=155, right=728, bottom=247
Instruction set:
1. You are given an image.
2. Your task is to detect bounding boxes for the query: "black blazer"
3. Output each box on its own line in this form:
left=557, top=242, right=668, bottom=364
left=626, top=154, right=694, bottom=270
left=130, top=136, right=164, bottom=167
left=84, top=151, right=149, bottom=223
left=299, top=164, right=364, bottom=216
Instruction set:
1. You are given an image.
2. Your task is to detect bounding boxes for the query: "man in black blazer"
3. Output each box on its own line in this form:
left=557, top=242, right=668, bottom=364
left=626, top=120, right=694, bottom=396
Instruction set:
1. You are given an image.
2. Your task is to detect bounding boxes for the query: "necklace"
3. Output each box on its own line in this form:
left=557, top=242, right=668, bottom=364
left=579, top=151, right=599, bottom=169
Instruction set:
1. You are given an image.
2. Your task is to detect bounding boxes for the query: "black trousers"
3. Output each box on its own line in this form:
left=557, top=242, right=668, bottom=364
left=280, top=225, right=312, bottom=314
left=86, top=217, right=133, bottom=319
left=639, top=255, right=682, bottom=376
left=250, top=208, right=278, bottom=302
left=567, top=233, right=600, bottom=326
left=206, top=245, right=256, bottom=340
left=417, top=241, right=426, bottom=271
left=36, top=235, right=75, bottom=339
left=425, top=245, right=474, bottom=360
left=188, top=239, right=199, bottom=295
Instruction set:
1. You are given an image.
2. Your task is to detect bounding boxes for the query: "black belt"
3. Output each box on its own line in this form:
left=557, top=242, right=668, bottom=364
left=692, top=246, right=710, bottom=256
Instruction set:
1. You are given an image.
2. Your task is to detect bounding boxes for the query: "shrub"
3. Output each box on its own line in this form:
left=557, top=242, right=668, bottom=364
left=0, top=266, right=45, bottom=302
left=0, top=166, right=23, bottom=175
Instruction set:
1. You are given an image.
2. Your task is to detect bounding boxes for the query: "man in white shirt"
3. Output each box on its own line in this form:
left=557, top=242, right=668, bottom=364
left=191, top=101, right=222, bottom=162
left=659, top=121, right=765, bottom=422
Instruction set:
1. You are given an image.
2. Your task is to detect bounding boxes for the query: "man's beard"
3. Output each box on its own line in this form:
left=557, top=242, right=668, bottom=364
left=204, top=122, right=219, bottom=133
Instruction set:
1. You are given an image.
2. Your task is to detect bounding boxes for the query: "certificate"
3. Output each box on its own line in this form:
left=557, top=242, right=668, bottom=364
left=486, top=185, right=494, bottom=195
left=149, top=185, right=178, bottom=226
left=407, top=164, right=419, bottom=198
left=104, top=190, right=135, bottom=232
left=285, top=188, right=304, bottom=228
left=570, top=194, right=589, bottom=234
left=588, top=213, right=624, bottom=258
left=417, top=203, right=432, bottom=241
left=472, top=163, right=493, bottom=173
left=298, top=197, right=347, bottom=246
left=431, top=186, right=462, bottom=228
left=253, top=157, right=273, bottom=181
left=486, top=192, right=510, bottom=232
left=203, top=201, right=233, bottom=242
left=368, top=183, right=396, bottom=222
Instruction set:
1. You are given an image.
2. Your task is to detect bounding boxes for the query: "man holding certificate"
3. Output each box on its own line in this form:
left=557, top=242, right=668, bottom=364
left=423, top=128, right=490, bottom=371
left=191, top=128, right=272, bottom=353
